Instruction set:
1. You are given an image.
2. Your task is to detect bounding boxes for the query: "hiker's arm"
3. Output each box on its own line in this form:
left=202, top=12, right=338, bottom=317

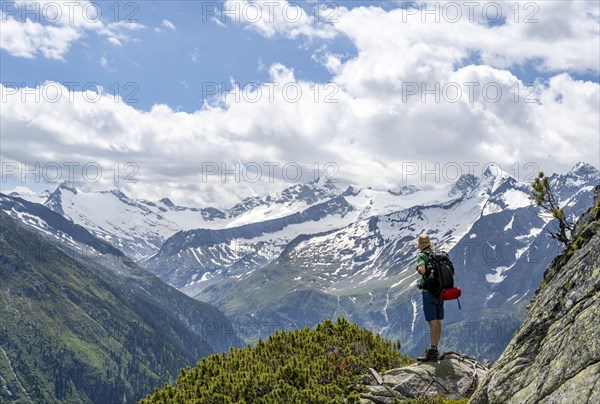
left=416, top=254, right=427, bottom=275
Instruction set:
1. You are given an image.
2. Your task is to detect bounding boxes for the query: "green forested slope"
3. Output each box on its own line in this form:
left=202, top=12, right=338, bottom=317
left=0, top=211, right=222, bottom=403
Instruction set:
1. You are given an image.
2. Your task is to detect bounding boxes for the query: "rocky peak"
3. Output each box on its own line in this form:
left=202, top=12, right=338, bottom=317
left=480, top=165, right=517, bottom=194
left=312, top=176, right=339, bottom=191
left=469, top=185, right=600, bottom=404
left=560, top=161, right=600, bottom=189
left=342, top=184, right=362, bottom=197
left=278, top=177, right=340, bottom=204
left=549, top=162, right=599, bottom=203
left=58, top=180, right=77, bottom=193
left=227, top=178, right=341, bottom=217
left=569, top=161, right=599, bottom=177
left=449, top=173, right=479, bottom=197
left=481, top=164, right=510, bottom=179
left=159, top=197, right=175, bottom=208
left=44, top=180, right=77, bottom=215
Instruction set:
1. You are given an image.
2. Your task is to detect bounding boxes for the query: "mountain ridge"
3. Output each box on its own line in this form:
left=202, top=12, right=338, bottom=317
left=0, top=196, right=243, bottom=403
left=5, top=163, right=599, bottom=361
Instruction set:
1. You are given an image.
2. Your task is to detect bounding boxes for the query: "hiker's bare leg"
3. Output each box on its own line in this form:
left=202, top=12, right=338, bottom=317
left=428, top=320, right=438, bottom=346
left=428, top=320, right=442, bottom=347
left=434, top=320, right=442, bottom=347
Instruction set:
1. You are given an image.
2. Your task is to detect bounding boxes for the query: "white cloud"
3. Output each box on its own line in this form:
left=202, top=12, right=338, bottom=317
left=190, top=47, right=201, bottom=63
left=0, top=1, right=145, bottom=60
left=333, top=2, right=599, bottom=76
left=224, top=0, right=337, bottom=40
left=107, top=37, right=122, bottom=46
left=2, top=69, right=597, bottom=208
left=1, top=2, right=598, bottom=207
left=162, top=19, right=176, bottom=31
left=99, top=56, right=108, bottom=66
left=2, top=186, right=38, bottom=198
left=0, top=13, right=82, bottom=60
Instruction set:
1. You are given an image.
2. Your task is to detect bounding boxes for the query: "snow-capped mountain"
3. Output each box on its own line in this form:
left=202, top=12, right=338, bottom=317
left=37, top=177, right=342, bottom=260
left=227, top=176, right=341, bottom=219
left=41, top=181, right=219, bottom=259
left=146, top=165, right=535, bottom=294
left=145, top=181, right=478, bottom=294
left=142, top=195, right=357, bottom=293
left=550, top=161, right=599, bottom=216
left=192, top=166, right=538, bottom=300
left=186, top=163, right=598, bottom=359
left=5, top=162, right=598, bottom=360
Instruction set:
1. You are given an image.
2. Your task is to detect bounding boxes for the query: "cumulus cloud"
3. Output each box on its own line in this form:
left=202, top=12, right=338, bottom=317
left=0, top=1, right=145, bottom=60
left=1, top=1, right=599, bottom=207
left=223, top=0, right=337, bottom=40
left=0, top=12, right=82, bottom=59
left=330, top=1, right=599, bottom=92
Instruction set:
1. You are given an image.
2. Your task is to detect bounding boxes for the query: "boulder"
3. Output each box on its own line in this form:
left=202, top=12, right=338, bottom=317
left=357, top=352, right=489, bottom=403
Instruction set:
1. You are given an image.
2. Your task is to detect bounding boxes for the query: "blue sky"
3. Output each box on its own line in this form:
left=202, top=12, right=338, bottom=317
left=4, top=1, right=595, bottom=112
left=2, top=1, right=359, bottom=111
left=1, top=1, right=599, bottom=206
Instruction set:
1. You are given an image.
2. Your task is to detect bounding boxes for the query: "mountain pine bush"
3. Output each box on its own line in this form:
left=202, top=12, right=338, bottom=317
left=141, top=318, right=411, bottom=403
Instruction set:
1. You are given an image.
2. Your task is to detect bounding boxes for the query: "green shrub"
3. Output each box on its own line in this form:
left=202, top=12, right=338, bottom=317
left=140, top=318, right=411, bottom=403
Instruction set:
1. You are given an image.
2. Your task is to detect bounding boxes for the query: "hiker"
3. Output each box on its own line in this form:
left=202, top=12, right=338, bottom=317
left=415, top=234, right=446, bottom=361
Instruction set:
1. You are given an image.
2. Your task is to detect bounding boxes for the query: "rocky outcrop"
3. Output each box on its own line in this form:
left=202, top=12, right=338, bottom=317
left=469, top=186, right=600, bottom=404
left=357, top=352, right=489, bottom=403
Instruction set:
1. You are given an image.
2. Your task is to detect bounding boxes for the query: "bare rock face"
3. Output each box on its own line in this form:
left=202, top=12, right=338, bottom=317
left=469, top=186, right=600, bottom=404
left=358, top=352, right=489, bottom=404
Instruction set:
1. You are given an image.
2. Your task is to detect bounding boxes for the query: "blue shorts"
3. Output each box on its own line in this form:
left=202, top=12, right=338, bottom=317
left=422, top=291, right=444, bottom=321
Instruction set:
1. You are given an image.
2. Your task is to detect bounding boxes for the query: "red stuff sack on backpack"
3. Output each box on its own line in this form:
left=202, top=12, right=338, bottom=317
left=439, top=287, right=462, bottom=309
left=439, top=287, right=461, bottom=300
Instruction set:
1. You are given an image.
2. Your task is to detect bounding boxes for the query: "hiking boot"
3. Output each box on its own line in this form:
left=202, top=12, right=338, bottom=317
left=417, top=348, right=439, bottom=362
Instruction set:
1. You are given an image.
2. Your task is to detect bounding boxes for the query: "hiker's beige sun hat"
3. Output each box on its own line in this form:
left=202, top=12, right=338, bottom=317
left=416, top=234, right=431, bottom=249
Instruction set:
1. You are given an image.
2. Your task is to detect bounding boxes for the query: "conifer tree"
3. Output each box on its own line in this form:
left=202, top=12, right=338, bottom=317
left=530, top=172, right=574, bottom=246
